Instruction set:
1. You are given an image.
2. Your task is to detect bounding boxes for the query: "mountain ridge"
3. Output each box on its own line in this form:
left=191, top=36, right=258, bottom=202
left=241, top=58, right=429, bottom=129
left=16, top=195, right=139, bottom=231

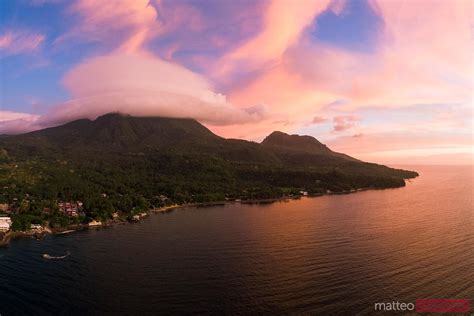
left=0, top=113, right=418, bottom=224
left=1, top=112, right=418, bottom=177
left=4, top=112, right=357, bottom=162
left=261, top=130, right=359, bottom=162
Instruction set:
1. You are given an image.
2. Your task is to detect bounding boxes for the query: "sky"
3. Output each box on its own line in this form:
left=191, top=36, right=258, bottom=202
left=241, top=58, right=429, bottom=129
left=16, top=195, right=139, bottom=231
left=0, top=0, right=472, bottom=165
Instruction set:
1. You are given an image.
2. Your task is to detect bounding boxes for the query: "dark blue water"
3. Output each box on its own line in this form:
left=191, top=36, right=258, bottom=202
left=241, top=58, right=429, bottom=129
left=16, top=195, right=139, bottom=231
left=1, top=166, right=472, bottom=314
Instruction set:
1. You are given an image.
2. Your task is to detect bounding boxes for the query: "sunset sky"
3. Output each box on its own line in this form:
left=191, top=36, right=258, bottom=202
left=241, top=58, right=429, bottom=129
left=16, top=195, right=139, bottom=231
left=0, top=0, right=472, bottom=165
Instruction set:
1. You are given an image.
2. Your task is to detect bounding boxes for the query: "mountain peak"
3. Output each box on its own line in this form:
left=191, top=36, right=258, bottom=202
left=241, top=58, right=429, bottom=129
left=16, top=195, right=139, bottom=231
left=261, top=131, right=359, bottom=162
left=95, top=112, right=129, bottom=121
left=12, top=113, right=220, bottom=151
left=262, top=131, right=329, bottom=151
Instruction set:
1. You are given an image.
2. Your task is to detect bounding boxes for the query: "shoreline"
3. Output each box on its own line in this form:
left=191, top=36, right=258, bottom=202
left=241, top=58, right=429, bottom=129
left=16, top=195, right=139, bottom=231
left=0, top=185, right=405, bottom=248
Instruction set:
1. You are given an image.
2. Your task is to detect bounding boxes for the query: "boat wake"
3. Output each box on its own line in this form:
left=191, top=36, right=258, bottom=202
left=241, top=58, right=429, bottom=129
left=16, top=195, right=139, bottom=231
left=56, top=230, right=75, bottom=235
left=42, top=251, right=71, bottom=260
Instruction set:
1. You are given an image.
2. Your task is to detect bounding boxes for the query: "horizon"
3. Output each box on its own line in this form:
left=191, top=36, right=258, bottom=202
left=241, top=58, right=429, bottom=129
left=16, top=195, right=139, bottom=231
left=1, top=0, right=472, bottom=165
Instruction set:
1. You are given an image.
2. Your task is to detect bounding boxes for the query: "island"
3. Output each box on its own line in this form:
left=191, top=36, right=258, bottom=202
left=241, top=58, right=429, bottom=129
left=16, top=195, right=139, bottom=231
left=0, top=113, right=418, bottom=245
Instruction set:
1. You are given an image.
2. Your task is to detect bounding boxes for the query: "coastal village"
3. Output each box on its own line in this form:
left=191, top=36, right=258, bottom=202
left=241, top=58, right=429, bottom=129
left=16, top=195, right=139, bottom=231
left=0, top=196, right=163, bottom=246
left=0, top=190, right=316, bottom=246
left=0, top=216, right=12, bottom=232
left=0, top=195, right=220, bottom=235
left=2, top=196, right=203, bottom=245
left=1, top=200, right=85, bottom=230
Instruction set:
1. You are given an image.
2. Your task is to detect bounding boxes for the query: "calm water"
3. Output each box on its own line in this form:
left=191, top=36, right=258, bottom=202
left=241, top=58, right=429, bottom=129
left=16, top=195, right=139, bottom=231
left=1, top=165, right=472, bottom=315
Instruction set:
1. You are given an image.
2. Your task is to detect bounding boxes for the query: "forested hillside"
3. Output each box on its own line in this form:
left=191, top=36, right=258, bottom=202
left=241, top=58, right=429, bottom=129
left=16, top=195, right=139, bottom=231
left=0, top=113, right=418, bottom=229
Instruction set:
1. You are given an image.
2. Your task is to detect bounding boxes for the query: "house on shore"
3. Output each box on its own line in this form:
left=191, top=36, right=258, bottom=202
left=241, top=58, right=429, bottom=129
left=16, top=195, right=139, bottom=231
left=58, top=201, right=83, bottom=217
left=65, top=209, right=79, bottom=217
left=0, top=217, right=12, bottom=232
left=30, top=224, right=43, bottom=231
left=88, top=220, right=102, bottom=227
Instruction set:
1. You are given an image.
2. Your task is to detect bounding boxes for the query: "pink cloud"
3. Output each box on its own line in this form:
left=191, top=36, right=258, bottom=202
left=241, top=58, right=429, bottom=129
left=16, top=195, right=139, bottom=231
left=0, top=111, right=40, bottom=122
left=0, top=111, right=41, bottom=134
left=156, top=2, right=206, bottom=35
left=328, top=132, right=473, bottom=154
left=328, top=0, right=347, bottom=16
left=332, top=115, right=358, bottom=132
left=302, top=0, right=470, bottom=108
left=57, top=0, right=160, bottom=54
left=29, top=0, right=63, bottom=6
left=1, top=1, right=272, bottom=134
left=327, top=131, right=474, bottom=165
left=151, top=0, right=267, bottom=69
left=2, top=0, right=472, bottom=166
left=0, top=29, right=45, bottom=56
left=213, top=0, right=331, bottom=81
left=206, top=0, right=472, bottom=166
left=219, top=0, right=471, bottom=119
left=311, top=116, right=327, bottom=124
left=0, top=54, right=266, bottom=134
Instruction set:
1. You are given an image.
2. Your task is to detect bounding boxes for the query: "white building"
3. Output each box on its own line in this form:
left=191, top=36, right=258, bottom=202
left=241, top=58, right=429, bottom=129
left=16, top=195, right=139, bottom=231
left=0, top=217, right=12, bottom=232
left=88, top=220, right=102, bottom=227
left=31, top=224, right=43, bottom=231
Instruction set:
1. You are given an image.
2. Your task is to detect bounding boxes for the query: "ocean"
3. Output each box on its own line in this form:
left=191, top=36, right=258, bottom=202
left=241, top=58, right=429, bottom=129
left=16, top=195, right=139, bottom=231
left=1, top=165, right=472, bottom=314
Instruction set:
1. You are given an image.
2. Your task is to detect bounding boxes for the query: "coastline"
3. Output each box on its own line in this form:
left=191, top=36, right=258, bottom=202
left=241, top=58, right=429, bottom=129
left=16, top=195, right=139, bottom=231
left=0, top=185, right=407, bottom=248
left=0, top=228, right=52, bottom=247
left=1, top=198, right=293, bottom=247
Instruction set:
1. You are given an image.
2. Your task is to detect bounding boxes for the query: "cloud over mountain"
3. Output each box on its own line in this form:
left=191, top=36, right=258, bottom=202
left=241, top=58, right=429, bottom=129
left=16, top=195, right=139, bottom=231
left=1, top=53, right=265, bottom=133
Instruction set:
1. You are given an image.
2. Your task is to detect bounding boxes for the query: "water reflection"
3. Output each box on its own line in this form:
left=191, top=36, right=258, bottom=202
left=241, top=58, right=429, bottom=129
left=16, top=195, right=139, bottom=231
left=0, top=166, right=472, bottom=314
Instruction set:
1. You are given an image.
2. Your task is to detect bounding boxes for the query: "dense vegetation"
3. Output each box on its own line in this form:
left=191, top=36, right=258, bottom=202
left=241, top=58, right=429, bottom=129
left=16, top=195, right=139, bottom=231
left=0, top=113, right=418, bottom=229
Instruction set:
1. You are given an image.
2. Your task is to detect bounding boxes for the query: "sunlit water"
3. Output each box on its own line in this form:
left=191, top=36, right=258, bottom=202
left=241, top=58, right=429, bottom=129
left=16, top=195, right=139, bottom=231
left=1, top=166, right=472, bottom=314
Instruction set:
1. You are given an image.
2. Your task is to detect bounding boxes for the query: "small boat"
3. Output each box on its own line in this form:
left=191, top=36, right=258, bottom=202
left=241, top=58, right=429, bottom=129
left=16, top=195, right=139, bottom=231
left=42, top=251, right=70, bottom=260
left=56, top=230, right=75, bottom=235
